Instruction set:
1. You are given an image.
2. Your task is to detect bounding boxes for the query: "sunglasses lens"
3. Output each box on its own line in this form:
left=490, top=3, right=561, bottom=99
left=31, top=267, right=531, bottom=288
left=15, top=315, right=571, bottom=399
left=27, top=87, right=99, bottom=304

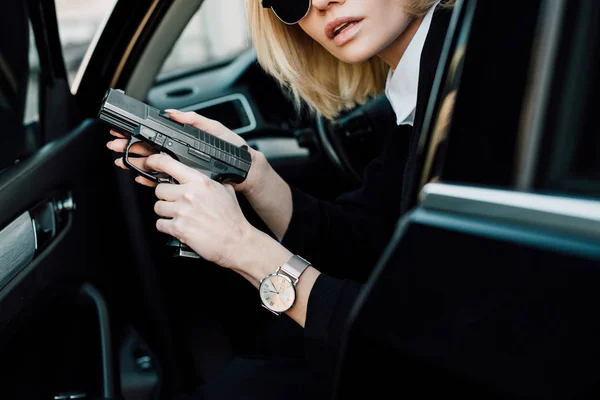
left=270, top=0, right=310, bottom=24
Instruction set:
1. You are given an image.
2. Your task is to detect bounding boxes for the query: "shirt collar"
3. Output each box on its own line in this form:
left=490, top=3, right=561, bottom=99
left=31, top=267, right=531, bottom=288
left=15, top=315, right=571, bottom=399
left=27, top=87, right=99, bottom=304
left=385, top=1, right=440, bottom=126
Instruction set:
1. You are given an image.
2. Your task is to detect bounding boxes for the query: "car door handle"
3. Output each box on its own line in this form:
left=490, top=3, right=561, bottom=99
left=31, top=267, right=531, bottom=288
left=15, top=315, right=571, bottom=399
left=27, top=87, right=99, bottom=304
left=30, top=193, right=75, bottom=252
left=0, top=211, right=36, bottom=290
left=0, top=193, right=75, bottom=290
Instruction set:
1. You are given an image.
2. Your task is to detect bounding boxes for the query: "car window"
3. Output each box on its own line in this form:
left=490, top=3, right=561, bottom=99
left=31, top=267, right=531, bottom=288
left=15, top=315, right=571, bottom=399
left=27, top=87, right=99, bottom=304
left=534, top=0, right=600, bottom=199
left=24, top=24, right=40, bottom=126
left=158, top=0, right=250, bottom=78
left=55, top=0, right=118, bottom=86
left=0, top=3, right=41, bottom=171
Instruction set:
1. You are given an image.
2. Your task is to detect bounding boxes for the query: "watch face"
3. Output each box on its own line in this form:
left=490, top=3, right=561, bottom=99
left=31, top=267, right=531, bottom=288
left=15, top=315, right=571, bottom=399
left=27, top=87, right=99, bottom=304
left=259, top=274, right=296, bottom=313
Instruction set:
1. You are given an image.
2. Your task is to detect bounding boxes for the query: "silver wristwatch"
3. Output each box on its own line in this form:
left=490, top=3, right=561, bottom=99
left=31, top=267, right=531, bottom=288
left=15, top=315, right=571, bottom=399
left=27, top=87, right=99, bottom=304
left=259, top=255, right=311, bottom=315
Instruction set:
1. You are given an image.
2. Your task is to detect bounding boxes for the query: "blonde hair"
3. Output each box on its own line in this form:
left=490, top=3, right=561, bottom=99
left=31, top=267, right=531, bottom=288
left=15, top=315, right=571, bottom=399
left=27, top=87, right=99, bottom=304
left=405, top=0, right=456, bottom=16
left=246, top=0, right=456, bottom=120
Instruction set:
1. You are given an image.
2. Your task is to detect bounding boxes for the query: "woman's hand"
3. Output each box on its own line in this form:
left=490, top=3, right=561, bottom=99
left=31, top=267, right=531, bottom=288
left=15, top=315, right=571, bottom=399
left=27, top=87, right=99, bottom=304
left=146, top=153, right=255, bottom=269
left=106, top=109, right=265, bottom=194
left=106, top=109, right=293, bottom=241
left=146, top=153, right=318, bottom=328
left=106, top=129, right=155, bottom=184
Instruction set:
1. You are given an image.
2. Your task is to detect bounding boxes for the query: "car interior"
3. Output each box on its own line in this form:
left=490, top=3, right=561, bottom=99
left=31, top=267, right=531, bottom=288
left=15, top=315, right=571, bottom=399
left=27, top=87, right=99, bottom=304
left=0, top=0, right=599, bottom=399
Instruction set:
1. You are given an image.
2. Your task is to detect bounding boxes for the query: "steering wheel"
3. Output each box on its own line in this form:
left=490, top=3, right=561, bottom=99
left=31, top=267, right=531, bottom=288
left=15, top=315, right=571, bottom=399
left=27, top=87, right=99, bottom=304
left=314, top=95, right=398, bottom=187
left=315, top=112, right=363, bottom=184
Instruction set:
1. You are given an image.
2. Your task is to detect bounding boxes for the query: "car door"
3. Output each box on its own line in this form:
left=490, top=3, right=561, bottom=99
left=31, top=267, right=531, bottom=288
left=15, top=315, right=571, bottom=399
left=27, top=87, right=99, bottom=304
left=0, top=1, right=179, bottom=399
left=336, top=0, right=600, bottom=398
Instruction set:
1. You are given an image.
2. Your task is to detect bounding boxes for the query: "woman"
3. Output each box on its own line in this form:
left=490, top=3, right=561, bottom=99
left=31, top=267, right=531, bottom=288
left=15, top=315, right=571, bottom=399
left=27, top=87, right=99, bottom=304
left=107, top=0, right=456, bottom=397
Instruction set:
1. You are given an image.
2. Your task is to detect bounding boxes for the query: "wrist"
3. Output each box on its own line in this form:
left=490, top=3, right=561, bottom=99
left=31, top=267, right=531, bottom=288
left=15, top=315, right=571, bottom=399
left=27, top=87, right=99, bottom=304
left=233, top=226, right=293, bottom=286
left=238, top=148, right=270, bottom=197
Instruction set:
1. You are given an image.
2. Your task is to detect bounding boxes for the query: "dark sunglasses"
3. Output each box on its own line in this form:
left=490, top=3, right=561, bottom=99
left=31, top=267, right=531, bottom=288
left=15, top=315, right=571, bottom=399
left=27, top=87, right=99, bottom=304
left=262, top=0, right=310, bottom=25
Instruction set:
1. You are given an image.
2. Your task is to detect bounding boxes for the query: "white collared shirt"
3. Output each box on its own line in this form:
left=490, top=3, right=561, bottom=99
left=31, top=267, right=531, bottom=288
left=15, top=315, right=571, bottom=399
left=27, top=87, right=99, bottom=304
left=385, top=1, right=440, bottom=126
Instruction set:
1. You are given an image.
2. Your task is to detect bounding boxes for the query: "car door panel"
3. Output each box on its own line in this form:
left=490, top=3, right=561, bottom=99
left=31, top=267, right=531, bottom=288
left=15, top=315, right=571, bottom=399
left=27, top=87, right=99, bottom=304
left=0, top=0, right=175, bottom=397
left=0, top=118, right=125, bottom=328
left=0, top=116, right=155, bottom=397
left=338, top=184, right=600, bottom=399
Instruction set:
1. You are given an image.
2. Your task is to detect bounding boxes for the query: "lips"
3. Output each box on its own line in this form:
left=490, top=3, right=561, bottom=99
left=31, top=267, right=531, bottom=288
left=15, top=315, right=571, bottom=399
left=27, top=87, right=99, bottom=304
left=325, top=17, right=364, bottom=40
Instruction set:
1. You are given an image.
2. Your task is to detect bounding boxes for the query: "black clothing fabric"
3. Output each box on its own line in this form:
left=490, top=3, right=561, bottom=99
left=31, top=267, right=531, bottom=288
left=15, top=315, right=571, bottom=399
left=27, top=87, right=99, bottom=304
left=172, top=356, right=332, bottom=400
left=281, top=5, right=454, bottom=380
left=282, top=126, right=412, bottom=283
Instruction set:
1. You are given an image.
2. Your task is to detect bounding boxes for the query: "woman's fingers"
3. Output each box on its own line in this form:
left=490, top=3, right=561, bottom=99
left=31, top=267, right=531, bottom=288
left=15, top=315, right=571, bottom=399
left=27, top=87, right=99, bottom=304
left=166, top=110, right=229, bottom=134
left=145, top=154, right=207, bottom=185
left=155, top=182, right=189, bottom=202
left=109, top=129, right=127, bottom=139
left=106, top=138, right=128, bottom=153
left=223, top=183, right=235, bottom=196
left=108, top=129, right=155, bottom=156
left=154, top=199, right=178, bottom=218
left=107, top=138, right=154, bottom=156
left=134, top=175, right=158, bottom=188
left=111, top=156, right=158, bottom=186
left=114, top=156, right=151, bottom=172
left=155, top=218, right=174, bottom=237
left=166, top=109, right=247, bottom=147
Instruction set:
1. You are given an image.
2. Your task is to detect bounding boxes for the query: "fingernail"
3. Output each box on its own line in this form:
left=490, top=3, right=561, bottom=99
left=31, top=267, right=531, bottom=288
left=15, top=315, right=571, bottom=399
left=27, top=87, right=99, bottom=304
left=165, top=109, right=180, bottom=114
left=114, top=158, right=121, bottom=166
left=106, top=142, right=113, bottom=150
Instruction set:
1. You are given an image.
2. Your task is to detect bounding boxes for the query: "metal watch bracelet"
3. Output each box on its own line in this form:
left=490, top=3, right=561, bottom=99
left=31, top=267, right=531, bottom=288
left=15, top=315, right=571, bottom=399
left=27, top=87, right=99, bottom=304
left=278, top=254, right=311, bottom=283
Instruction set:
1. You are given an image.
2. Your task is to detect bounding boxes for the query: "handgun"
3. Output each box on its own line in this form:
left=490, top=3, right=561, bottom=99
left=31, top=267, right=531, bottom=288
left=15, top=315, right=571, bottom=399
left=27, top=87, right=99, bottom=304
left=98, top=88, right=252, bottom=259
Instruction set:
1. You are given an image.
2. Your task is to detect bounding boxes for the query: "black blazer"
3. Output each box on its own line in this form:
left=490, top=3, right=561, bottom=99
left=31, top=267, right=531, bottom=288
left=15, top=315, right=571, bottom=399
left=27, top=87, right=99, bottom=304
left=279, top=6, right=454, bottom=379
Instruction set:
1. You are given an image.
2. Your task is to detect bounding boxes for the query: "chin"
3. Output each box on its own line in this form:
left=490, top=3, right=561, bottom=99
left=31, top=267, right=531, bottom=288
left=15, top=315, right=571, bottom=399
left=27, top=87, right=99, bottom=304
left=336, top=47, right=377, bottom=64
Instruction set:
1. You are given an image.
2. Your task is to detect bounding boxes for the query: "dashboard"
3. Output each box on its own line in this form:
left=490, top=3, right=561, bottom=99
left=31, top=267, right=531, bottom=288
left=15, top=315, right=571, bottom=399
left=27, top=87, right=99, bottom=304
left=146, top=49, right=301, bottom=139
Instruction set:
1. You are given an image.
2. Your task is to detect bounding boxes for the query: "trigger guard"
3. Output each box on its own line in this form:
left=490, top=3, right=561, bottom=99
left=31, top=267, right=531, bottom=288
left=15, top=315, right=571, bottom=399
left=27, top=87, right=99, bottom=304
left=123, top=138, right=171, bottom=183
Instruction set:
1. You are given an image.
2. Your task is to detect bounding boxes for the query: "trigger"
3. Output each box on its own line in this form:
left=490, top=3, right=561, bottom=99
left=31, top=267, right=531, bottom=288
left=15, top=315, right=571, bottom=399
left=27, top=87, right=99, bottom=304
left=128, top=136, right=143, bottom=146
